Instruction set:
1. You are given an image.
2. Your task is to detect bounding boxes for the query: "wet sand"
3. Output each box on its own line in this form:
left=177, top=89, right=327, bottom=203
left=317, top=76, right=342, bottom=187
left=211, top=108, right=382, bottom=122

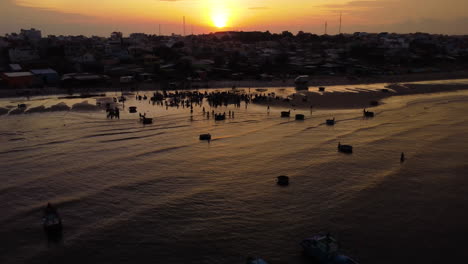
left=256, top=82, right=468, bottom=110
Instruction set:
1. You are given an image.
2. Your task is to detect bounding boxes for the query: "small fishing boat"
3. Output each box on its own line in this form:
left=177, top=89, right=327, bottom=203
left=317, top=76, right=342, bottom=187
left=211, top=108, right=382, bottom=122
left=139, top=113, right=153, bottom=124
left=42, top=203, right=62, bottom=237
left=141, top=117, right=153, bottom=124
left=215, top=114, right=226, bottom=121
left=199, top=134, right=211, bottom=140
left=246, top=257, right=268, bottom=264
left=281, top=111, right=291, bottom=117
left=277, top=175, right=289, bottom=186
left=338, top=142, right=353, bottom=153
left=295, top=114, right=305, bottom=120
left=129, top=106, right=137, bottom=113
left=363, top=109, right=374, bottom=117
left=326, top=118, right=335, bottom=125
left=301, top=233, right=359, bottom=264
left=295, top=75, right=309, bottom=90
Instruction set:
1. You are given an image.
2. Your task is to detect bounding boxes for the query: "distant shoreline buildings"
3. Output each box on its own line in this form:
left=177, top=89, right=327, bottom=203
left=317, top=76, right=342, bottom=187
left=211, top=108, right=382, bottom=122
left=0, top=28, right=467, bottom=90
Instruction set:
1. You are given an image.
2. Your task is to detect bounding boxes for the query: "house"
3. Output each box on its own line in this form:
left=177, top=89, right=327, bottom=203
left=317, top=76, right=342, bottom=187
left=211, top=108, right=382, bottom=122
left=8, top=47, right=40, bottom=63
left=0, top=72, right=36, bottom=88
left=9, top=64, right=22, bottom=71
left=30, top=68, right=60, bottom=85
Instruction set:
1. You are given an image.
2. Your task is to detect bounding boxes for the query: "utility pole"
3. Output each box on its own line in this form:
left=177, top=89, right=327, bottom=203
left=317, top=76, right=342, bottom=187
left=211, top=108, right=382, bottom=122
left=183, top=16, right=186, bottom=36
left=325, top=21, right=328, bottom=35
left=159, top=24, right=161, bottom=36
left=339, top=12, right=342, bottom=34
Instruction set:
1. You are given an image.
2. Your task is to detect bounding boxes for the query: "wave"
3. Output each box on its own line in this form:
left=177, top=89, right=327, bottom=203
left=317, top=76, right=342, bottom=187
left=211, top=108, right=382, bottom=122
left=99, top=132, right=165, bottom=143
left=136, top=145, right=188, bottom=157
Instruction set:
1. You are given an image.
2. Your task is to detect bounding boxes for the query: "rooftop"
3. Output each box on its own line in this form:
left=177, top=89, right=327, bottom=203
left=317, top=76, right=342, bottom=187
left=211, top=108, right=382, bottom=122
left=30, top=69, right=58, bottom=75
left=2, top=72, right=34, bottom=78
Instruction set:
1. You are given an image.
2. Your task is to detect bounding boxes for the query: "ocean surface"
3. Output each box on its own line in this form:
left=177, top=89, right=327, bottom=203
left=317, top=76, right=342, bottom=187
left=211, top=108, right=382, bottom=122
left=1, top=83, right=468, bottom=264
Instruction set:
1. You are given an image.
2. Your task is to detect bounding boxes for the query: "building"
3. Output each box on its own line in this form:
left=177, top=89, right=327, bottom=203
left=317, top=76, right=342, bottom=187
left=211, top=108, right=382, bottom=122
left=20, top=28, right=42, bottom=44
left=8, top=47, right=40, bottom=63
left=30, top=68, right=60, bottom=85
left=0, top=72, right=35, bottom=88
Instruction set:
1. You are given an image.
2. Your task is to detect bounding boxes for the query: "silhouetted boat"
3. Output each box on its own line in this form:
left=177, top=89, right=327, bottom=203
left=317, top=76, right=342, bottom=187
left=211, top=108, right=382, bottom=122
left=246, top=257, right=268, bottom=264
left=277, top=175, right=289, bottom=186
left=319, top=87, right=326, bottom=92
left=281, top=111, right=291, bottom=117
left=295, top=114, right=305, bottom=120
left=326, top=118, right=335, bottom=125
left=295, top=75, right=309, bottom=90
left=215, top=114, right=226, bottom=121
left=338, top=142, right=353, bottom=153
left=363, top=109, right=374, bottom=117
left=139, top=114, right=152, bottom=124
left=42, top=203, right=62, bottom=237
left=129, top=106, right=137, bottom=113
left=141, top=118, right=153, bottom=124
left=301, top=233, right=359, bottom=264
left=199, top=133, right=211, bottom=140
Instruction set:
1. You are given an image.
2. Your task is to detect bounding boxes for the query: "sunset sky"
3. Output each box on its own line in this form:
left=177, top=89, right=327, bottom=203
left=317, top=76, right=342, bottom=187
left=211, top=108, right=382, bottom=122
left=1, top=0, right=468, bottom=36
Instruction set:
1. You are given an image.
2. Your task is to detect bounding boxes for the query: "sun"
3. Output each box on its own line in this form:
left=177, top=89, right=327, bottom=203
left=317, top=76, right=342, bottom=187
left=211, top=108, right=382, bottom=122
left=212, top=13, right=228, bottom=28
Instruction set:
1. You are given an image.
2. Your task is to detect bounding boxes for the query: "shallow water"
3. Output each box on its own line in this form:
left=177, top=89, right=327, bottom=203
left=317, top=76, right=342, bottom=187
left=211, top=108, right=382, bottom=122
left=1, top=87, right=468, bottom=264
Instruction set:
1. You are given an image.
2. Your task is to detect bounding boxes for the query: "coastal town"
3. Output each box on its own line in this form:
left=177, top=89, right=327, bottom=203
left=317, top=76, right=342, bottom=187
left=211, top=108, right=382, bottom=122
left=1, top=28, right=468, bottom=94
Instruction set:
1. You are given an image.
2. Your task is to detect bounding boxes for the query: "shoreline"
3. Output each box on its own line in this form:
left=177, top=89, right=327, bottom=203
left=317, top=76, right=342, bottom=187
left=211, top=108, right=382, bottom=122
left=256, top=82, right=468, bottom=110
left=0, top=71, right=468, bottom=111
left=0, top=70, right=467, bottom=99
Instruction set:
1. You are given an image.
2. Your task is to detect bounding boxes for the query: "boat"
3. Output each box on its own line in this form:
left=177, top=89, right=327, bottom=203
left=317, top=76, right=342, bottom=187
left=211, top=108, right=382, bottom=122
left=199, top=133, right=211, bottom=140
left=141, top=117, right=153, bottom=124
left=326, top=118, right=335, bottom=125
left=318, top=87, right=326, bottom=92
left=215, top=113, right=226, bottom=121
left=281, top=111, right=291, bottom=117
left=295, top=75, right=309, bottom=90
left=277, top=175, right=289, bottom=186
left=338, top=142, right=353, bottom=153
left=42, top=203, right=62, bottom=237
left=301, top=233, right=359, bottom=264
left=129, top=106, right=137, bottom=113
left=246, top=257, right=268, bottom=264
left=139, top=113, right=153, bottom=124
left=363, top=109, right=374, bottom=117
left=295, top=114, right=305, bottom=120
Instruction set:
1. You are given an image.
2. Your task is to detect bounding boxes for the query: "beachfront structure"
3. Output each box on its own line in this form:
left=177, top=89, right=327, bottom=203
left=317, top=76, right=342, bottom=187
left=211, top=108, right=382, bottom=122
left=30, top=69, right=60, bottom=85
left=0, top=72, right=35, bottom=88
